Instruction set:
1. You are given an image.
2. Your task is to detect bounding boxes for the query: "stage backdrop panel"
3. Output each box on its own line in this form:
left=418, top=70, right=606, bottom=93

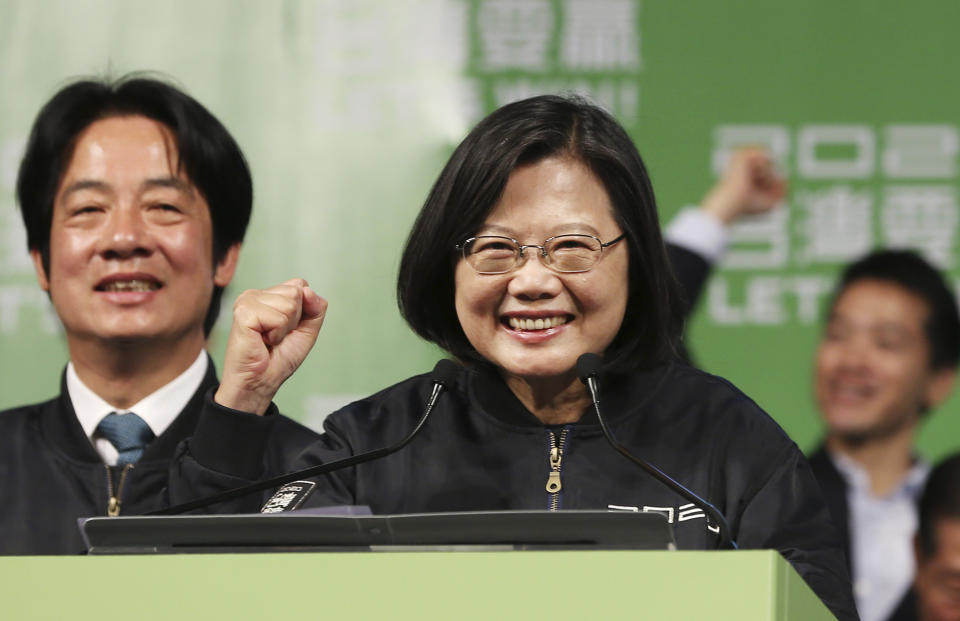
left=1, top=0, right=958, bottom=459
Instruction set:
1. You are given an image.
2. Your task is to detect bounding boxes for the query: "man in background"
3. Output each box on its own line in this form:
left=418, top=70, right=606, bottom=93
left=666, top=149, right=960, bottom=621
left=0, top=75, right=322, bottom=554
left=911, top=453, right=960, bottom=621
left=809, top=249, right=957, bottom=621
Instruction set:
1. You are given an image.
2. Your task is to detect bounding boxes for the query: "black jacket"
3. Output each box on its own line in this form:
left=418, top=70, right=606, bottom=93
left=666, top=242, right=712, bottom=320
left=0, top=360, right=317, bottom=555
left=808, top=445, right=853, bottom=568
left=175, top=363, right=858, bottom=620
left=809, top=445, right=918, bottom=621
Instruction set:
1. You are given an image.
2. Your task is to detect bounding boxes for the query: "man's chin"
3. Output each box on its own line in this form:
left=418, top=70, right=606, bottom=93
left=102, top=333, right=158, bottom=347
left=97, top=322, right=164, bottom=341
left=81, top=323, right=189, bottom=348
left=832, top=428, right=876, bottom=448
left=827, top=414, right=919, bottom=447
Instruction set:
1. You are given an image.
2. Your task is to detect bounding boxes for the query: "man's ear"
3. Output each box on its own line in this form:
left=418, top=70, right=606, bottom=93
left=214, top=243, right=241, bottom=288
left=31, top=249, right=50, bottom=292
left=926, top=367, right=957, bottom=410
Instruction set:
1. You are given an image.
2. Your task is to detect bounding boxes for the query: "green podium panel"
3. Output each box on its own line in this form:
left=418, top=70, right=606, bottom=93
left=0, top=550, right=831, bottom=620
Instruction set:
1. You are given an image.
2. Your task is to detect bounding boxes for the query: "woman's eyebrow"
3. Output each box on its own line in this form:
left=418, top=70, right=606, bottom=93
left=476, top=222, right=602, bottom=237
left=545, top=222, right=601, bottom=236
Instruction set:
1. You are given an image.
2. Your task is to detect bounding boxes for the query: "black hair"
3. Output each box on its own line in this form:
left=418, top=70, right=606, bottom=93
left=16, top=73, right=252, bottom=336
left=397, top=94, right=680, bottom=372
left=917, top=453, right=960, bottom=557
left=831, top=249, right=960, bottom=371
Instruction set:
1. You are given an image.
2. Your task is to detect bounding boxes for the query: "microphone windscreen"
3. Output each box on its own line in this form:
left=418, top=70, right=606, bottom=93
left=576, top=353, right=603, bottom=384
left=431, top=359, right=461, bottom=387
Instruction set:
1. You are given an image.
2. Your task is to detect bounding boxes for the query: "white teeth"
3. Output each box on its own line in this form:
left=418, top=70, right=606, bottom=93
left=830, top=380, right=874, bottom=402
left=508, top=316, right=568, bottom=330
left=102, top=280, right=159, bottom=292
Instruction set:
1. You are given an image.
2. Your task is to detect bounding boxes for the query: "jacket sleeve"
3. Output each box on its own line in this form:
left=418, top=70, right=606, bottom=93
left=666, top=242, right=713, bottom=322
left=735, top=441, right=860, bottom=621
left=168, top=390, right=353, bottom=512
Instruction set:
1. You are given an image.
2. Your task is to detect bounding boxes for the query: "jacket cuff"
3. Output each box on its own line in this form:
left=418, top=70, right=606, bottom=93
left=188, top=387, right=280, bottom=480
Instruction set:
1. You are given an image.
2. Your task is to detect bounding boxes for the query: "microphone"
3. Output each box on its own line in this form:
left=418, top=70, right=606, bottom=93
left=576, top=353, right=738, bottom=549
left=153, top=359, right=461, bottom=515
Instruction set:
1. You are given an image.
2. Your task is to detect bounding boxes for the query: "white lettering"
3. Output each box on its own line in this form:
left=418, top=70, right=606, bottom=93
left=746, top=276, right=785, bottom=324
left=711, top=125, right=790, bottom=178
left=491, top=78, right=639, bottom=123
left=881, top=185, right=958, bottom=269
left=721, top=208, right=791, bottom=270
left=795, top=185, right=873, bottom=265
left=642, top=505, right=675, bottom=524
left=883, top=125, right=958, bottom=178
left=477, top=0, right=554, bottom=71
left=797, top=125, right=874, bottom=179
left=707, top=276, right=835, bottom=325
left=560, top=0, right=640, bottom=70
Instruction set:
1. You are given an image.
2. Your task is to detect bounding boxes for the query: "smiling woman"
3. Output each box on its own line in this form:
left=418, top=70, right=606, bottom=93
left=398, top=96, right=679, bottom=378
left=177, top=94, right=858, bottom=620
left=450, top=158, right=629, bottom=422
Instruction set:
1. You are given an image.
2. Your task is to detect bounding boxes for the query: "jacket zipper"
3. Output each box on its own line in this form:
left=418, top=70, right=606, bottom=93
left=545, top=428, right=569, bottom=511
left=105, top=464, right=134, bottom=517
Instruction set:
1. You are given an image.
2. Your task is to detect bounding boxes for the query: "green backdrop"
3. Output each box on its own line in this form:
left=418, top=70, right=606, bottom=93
left=1, top=0, right=958, bottom=459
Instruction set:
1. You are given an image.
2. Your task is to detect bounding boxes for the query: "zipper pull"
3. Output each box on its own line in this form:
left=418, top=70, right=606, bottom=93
left=107, top=496, right=120, bottom=517
left=546, top=440, right=562, bottom=493
left=546, top=470, right=562, bottom=493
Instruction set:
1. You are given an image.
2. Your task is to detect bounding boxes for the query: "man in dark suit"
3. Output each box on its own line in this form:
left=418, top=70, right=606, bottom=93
left=666, top=149, right=959, bottom=621
left=0, top=75, right=323, bottom=554
left=807, top=249, right=958, bottom=621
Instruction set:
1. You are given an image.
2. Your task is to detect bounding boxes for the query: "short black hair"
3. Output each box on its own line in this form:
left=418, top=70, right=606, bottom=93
left=397, top=94, right=680, bottom=372
left=16, top=73, right=253, bottom=336
left=917, top=453, right=960, bottom=557
left=831, top=249, right=960, bottom=371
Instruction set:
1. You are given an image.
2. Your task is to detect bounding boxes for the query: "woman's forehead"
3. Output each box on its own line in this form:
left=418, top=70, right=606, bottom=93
left=476, top=158, right=617, bottom=237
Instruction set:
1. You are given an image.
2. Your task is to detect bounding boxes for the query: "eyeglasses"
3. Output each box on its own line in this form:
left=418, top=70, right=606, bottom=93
left=456, top=233, right=625, bottom=274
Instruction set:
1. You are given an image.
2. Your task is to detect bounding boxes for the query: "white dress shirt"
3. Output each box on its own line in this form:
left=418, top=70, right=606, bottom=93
left=833, top=452, right=929, bottom=621
left=67, top=351, right=209, bottom=466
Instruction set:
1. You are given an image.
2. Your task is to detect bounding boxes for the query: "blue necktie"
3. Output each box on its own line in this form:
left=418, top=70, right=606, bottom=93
left=97, top=412, right=155, bottom=466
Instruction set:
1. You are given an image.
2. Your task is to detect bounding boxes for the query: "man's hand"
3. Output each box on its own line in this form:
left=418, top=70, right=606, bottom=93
left=214, top=279, right=328, bottom=415
left=701, top=147, right=787, bottom=224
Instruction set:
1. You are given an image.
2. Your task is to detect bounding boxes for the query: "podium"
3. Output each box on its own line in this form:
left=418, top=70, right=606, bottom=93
left=0, top=550, right=831, bottom=619
left=0, top=512, right=834, bottom=619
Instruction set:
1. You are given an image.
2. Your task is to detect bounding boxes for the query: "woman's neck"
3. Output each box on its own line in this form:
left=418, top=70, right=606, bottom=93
left=503, top=371, right=592, bottom=425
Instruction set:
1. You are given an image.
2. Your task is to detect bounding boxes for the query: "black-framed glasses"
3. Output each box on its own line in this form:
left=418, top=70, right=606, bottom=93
left=455, top=233, right=625, bottom=274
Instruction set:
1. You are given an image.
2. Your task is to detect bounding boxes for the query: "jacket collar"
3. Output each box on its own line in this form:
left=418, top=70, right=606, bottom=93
left=468, top=362, right=676, bottom=429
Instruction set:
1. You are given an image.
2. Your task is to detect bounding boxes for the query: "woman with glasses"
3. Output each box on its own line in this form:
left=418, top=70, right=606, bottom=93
left=179, top=95, right=855, bottom=619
